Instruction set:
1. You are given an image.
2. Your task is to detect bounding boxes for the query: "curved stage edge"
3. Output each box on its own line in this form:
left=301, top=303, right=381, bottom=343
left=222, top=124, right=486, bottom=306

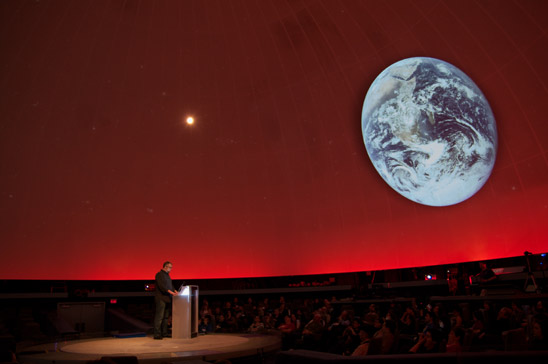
left=19, top=333, right=281, bottom=364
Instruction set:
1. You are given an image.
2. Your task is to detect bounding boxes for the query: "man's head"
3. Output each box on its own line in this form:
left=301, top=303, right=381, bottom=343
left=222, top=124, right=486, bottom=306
left=162, top=261, right=173, bottom=273
left=313, top=313, right=322, bottom=322
left=358, top=328, right=369, bottom=341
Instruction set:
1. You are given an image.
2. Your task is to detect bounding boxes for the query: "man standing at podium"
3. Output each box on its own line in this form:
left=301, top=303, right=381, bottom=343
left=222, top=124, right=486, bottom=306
left=154, top=261, right=178, bottom=339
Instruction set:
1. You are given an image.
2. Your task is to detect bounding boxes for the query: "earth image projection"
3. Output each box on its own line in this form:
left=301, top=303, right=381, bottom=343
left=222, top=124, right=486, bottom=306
left=362, top=57, right=498, bottom=206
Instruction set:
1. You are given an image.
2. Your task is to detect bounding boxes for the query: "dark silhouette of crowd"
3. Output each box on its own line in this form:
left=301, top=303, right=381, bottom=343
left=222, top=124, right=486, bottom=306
left=196, top=295, right=548, bottom=355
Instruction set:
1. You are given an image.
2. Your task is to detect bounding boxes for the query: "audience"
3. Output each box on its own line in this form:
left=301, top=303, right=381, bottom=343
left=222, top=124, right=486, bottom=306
left=192, top=294, right=547, bottom=356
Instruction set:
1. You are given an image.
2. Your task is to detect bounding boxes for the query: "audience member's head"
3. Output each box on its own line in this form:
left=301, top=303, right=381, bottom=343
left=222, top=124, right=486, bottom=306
left=423, top=328, right=441, bottom=352
left=358, top=327, right=370, bottom=342
left=497, top=307, right=512, bottom=320
left=313, top=313, right=322, bottom=323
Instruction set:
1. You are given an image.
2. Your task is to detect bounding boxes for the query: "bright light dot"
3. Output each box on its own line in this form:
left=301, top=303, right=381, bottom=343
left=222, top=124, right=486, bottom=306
left=186, top=116, right=194, bottom=125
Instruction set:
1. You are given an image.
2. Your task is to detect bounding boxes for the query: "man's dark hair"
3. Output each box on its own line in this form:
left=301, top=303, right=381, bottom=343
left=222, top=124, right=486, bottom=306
left=163, top=261, right=172, bottom=268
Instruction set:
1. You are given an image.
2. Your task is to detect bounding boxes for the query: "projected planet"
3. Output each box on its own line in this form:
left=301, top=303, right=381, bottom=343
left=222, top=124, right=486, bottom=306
left=362, top=57, right=498, bottom=206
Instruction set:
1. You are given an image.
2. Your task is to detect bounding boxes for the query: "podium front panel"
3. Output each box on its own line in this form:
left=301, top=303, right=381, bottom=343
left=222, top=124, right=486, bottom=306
left=172, top=285, right=199, bottom=339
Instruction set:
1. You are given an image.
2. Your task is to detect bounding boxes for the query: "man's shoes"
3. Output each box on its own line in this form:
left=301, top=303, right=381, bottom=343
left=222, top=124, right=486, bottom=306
left=154, top=336, right=163, bottom=340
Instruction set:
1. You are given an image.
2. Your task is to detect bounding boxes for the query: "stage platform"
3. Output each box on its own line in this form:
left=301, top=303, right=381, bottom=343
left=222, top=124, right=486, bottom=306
left=18, top=333, right=281, bottom=364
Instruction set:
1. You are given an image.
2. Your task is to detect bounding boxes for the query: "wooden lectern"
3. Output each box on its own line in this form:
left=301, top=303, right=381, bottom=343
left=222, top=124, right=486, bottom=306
left=172, top=285, right=199, bottom=339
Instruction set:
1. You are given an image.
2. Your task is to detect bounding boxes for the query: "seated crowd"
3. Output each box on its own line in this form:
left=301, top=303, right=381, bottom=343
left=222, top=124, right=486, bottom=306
left=196, top=296, right=548, bottom=355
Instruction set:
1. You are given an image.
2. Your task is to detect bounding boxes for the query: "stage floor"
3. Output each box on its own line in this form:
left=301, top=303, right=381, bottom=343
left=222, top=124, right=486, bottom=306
left=19, top=333, right=281, bottom=363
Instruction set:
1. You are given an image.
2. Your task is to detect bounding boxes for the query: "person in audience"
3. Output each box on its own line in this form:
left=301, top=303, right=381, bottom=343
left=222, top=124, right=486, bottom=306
left=232, top=297, right=242, bottom=313
left=278, top=302, right=290, bottom=319
left=213, top=306, right=223, bottom=323
left=200, top=299, right=212, bottom=318
left=450, top=307, right=463, bottom=329
left=477, top=262, right=497, bottom=284
left=433, top=303, right=449, bottom=333
left=243, top=297, right=256, bottom=317
left=351, top=328, right=371, bottom=356
left=248, top=315, right=265, bottom=333
left=481, top=300, right=497, bottom=333
left=325, top=310, right=350, bottom=353
left=224, top=310, right=238, bottom=332
left=278, top=315, right=296, bottom=334
left=529, top=318, right=548, bottom=350
left=215, top=314, right=228, bottom=333
left=223, top=301, right=232, bottom=315
left=510, top=301, right=525, bottom=328
left=400, top=306, right=417, bottom=335
left=198, top=316, right=213, bottom=334
left=342, top=318, right=362, bottom=355
left=372, top=319, right=396, bottom=354
left=420, top=311, right=438, bottom=333
left=533, top=300, right=548, bottom=321
left=386, top=301, right=401, bottom=323
left=257, top=298, right=269, bottom=317
left=272, top=308, right=283, bottom=328
left=290, top=313, right=301, bottom=331
left=319, top=306, right=331, bottom=326
left=491, top=306, right=513, bottom=335
left=302, top=313, right=326, bottom=350
left=470, top=310, right=487, bottom=347
left=312, top=298, right=323, bottom=311
left=263, top=313, right=275, bottom=330
left=323, top=298, right=334, bottom=317
left=329, top=310, right=350, bottom=331
left=278, top=315, right=297, bottom=350
left=409, top=328, right=441, bottom=353
left=445, top=327, right=464, bottom=352
left=364, top=304, right=379, bottom=326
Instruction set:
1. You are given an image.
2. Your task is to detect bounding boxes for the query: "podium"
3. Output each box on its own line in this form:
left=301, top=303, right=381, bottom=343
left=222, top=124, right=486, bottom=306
left=172, top=285, right=199, bottom=339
